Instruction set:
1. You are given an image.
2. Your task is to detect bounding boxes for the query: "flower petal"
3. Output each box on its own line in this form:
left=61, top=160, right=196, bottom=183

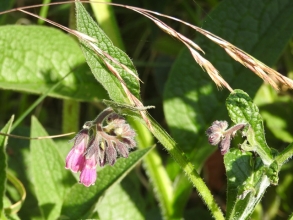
left=79, top=156, right=97, bottom=187
left=65, top=140, right=86, bottom=172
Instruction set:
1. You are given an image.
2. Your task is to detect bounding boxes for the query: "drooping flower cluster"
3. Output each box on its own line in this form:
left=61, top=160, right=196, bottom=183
left=206, top=120, right=246, bottom=155
left=65, top=107, right=136, bottom=187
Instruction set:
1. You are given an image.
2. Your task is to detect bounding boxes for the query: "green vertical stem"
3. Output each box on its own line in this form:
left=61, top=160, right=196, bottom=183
left=38, top=0, right=51, bottom=25
left=275, top=142, right=293, bottom=166
left=130, top=119, right=174, bottom=218
left=62, top=100, right=80, bottom=133
left=62, top=4, right=80, bottom=133
left=146, top=115, right=225, bottom=220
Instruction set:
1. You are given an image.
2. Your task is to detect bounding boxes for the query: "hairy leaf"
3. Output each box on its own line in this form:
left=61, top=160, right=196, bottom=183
left=226, top=89, right=272, bottom=165
left=75, top=2, right=140, bottom=103
left=0, top=25, right=107, bottom=101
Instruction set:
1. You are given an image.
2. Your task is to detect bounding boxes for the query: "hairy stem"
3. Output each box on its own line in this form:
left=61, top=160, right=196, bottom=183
left=147, top=115, right=225, bottom=220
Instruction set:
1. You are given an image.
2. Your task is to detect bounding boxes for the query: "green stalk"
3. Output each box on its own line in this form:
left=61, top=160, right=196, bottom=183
left=90, top=0, right=125, bottom=50
left=62, top=4, right=80, bottom=133
left=106, top=102, right=224, bottom=219
left=38, top=0, right=51, bottom=25
left=275, top=142, right=293, bottom=166
left=147, top=115, right=225, bottom=220
left=130, top=119, right=174, bottom=218
left=62, top=100, right=80, bottom=133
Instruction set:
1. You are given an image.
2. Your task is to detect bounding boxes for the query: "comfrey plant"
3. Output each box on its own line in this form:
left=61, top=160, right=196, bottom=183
left=66, top=107, right=136, bottom=186
left=1, top=1, right=293, bottom=220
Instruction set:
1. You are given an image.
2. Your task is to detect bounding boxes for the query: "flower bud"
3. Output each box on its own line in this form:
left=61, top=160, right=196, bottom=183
left=206, top=121, right=228, bottom=145
left=206, top=120, right=246, bottom=155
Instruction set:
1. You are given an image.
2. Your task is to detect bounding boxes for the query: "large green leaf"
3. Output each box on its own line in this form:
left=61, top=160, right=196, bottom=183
left=60, top=146, right=153, bottom=219
left=30, top=117, right=76, bottom=220
left=164, top=0, right=293, bottom=154
left=75, top=2, right=140, bottom=103
left=163, top=0, right=293, bottom=215
left=253, top=85, right=293, bottom=144
left=0, top=25, right=107, bottom=101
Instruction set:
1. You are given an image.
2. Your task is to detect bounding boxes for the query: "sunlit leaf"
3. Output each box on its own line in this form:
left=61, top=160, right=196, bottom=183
left=0, top=25, right=107, bottom=101
left=30, top=117, right=76, bottom=219
left=75, top=2, right=140, bottom=103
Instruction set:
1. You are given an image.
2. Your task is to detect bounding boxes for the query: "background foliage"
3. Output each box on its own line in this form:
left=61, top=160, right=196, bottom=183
left=1, top=0, right=293, bottom=219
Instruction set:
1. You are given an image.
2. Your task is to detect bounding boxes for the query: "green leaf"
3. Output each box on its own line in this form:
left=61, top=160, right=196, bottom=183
left=226, top=89, right=273, bottom=165
left=163, top=0, right=293, bottom=214
left=0, top=116, right=14, bottom=218
left=224, top=149, right=270, bottom=220
left=164, top=0, right=293, bottom=154
left=0, top=25, right=107, bottom=101
left=97, top=175, right=146, bottom=220
left=60, top=146, right=153, bottom=219
left=30, top=117, right=76, bottom=220
left=254, top=84, right=293, bottom=143
left=260, top=103, right=293, bottom=143
left=75, top=2, right=140, bottom=103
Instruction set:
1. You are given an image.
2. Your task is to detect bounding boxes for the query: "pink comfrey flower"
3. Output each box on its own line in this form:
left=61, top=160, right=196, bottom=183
left=65, top=107, right=137, bottom=187
left=65, top=129, right=89, bottom=172
left=79, top=155, right=97, bottom=187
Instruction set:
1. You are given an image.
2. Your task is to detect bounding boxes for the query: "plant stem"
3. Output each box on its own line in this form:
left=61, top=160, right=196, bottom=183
left=38, top=0, right=51, bottom=25
left=90, top=1, right=222, bottom=218
left=275, top=142, right=293, bottom=166
left=61, top=3, right=80, bottom=134
left=146, top=114, right=225, bottom=220
left=62, top=100, right=80, bottom=133
left=90, top=0, right=125, bottom=50
left=130, top=119, right=174, bottom=218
